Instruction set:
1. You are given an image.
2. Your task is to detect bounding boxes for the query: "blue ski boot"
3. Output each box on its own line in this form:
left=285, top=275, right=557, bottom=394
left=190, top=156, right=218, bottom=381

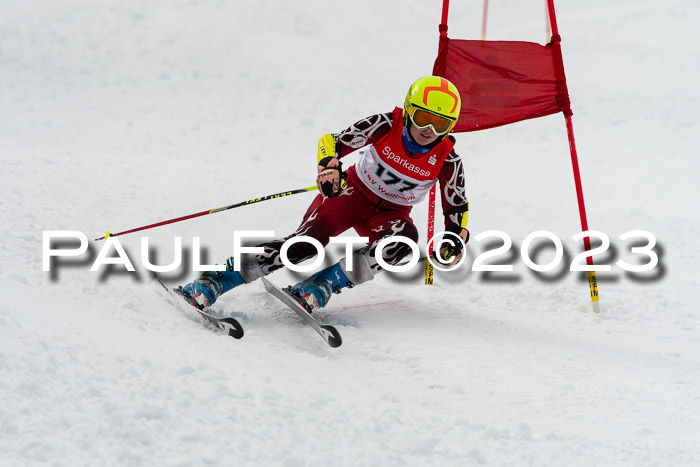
left=178, top=258, right=245, bottom=310
left=290, top=262, right=354, bottom=313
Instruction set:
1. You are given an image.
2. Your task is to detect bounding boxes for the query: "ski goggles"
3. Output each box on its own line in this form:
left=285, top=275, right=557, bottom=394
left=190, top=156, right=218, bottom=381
left=408, top=107, right=455, bottom=136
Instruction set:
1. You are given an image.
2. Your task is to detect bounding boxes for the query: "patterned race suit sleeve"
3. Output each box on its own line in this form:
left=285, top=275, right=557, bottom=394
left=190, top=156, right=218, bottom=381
left=332, top=113, right=468, bottom=230
left=332, top=112, right=394, bottom=158
left=437, top=139, right=469, bottom=230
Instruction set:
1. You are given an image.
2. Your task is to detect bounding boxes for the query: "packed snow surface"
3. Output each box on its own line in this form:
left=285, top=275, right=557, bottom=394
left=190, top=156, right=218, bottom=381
left=1, top=0, right=699, bottom=465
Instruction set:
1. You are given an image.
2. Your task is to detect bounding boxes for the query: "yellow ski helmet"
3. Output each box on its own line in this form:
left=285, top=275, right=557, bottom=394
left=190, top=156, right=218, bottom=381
left=403, top=76, right=461, bottom=137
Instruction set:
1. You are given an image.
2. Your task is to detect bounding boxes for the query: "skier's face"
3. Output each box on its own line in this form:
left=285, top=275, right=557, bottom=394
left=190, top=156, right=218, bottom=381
left=409, top=123, right=440, bottom=146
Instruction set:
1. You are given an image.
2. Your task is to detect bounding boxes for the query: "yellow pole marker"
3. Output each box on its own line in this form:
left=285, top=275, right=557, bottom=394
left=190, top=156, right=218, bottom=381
left=588, top=271, right=600, bottom=312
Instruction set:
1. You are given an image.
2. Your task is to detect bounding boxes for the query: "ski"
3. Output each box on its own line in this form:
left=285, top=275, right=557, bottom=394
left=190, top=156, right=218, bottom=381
left=262, top=278, right=342, bottom=348
left=153, top=274, right=244, bottom=339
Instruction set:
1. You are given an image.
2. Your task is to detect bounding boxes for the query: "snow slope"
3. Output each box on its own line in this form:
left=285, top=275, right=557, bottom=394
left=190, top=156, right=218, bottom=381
left=1, top=0, right=699, bottom=465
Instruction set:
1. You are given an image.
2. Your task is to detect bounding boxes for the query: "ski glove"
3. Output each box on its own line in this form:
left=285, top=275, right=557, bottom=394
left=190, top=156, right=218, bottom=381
left=317, top=133, right=336, bottom=162
left=438, top=226, right=470, bottom=266
left=317, top=156, right=347, bottom=198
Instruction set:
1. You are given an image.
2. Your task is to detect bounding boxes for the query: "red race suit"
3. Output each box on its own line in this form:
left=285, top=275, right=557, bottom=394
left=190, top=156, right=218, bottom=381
left=239, top=108, right=469, bottom=285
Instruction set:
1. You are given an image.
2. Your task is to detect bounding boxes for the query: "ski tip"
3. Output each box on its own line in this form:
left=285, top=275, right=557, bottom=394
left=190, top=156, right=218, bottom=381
left=221, top=318, right=245, bottom=339
left=321, top=324, right=342, bottom=348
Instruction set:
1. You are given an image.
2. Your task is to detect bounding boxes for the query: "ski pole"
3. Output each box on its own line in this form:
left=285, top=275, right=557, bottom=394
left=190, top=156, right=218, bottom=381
left=94, top=185, right=318, bottom=241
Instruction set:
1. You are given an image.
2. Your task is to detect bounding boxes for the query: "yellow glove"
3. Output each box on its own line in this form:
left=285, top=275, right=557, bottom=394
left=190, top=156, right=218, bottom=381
left=316, top=134, right=347, bottom=197
left=317, top=157, right=343, bottom=198
left=438, top=226, right=470, bottom=266
left=317, top=133, right=337, bottom=162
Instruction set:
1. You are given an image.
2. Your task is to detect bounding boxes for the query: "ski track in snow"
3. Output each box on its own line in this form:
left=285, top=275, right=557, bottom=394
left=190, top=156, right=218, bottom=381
left=1, top=0, right=699, bottom=465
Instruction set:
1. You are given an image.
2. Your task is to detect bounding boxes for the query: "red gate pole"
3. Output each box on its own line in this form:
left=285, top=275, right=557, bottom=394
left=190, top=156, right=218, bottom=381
left=426, top=0, right=451, bottom=286
left=425, top=185, right=437, bottom=286
left=440, top=0, right=450, bottom=33
left=547, top=0, right=600, bottom=312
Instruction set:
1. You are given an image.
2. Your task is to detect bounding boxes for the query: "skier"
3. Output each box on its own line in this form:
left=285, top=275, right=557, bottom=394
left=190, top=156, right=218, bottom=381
left=178, top=76, right=470, bottom=313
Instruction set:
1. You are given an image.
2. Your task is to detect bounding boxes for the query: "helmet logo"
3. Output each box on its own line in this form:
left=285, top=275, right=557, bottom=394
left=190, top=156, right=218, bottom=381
left=423, top=78, right=459, bottom=114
